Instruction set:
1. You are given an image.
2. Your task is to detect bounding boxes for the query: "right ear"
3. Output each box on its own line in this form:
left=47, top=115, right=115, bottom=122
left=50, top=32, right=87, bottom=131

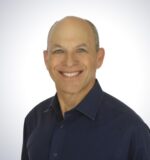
left=43, top=50, right=49, bottom=70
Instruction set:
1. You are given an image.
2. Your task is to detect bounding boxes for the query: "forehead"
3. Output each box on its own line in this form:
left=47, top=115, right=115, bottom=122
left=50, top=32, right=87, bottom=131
left=48, top=18, right=95, bottom=45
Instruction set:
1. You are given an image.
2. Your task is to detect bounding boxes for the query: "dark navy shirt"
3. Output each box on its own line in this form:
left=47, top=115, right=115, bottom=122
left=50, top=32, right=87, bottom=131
left=21, top=80, right=150, bottom=160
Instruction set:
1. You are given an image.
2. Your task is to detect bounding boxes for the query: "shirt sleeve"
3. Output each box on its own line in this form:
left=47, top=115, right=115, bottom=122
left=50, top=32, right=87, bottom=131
left=21, top=118, right=29, bottom=160
left=129, top=124, right=150, bottom=160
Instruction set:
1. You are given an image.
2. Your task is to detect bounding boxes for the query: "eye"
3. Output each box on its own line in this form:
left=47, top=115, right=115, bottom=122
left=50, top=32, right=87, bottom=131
left=52, top=49, right=65, bottom=54
left=77, top=48, right=87, bottom=53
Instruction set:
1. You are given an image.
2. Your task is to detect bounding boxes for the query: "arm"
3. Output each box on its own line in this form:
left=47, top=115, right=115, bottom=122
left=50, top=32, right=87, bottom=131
left=21, top=119, right=29, bottom=160
left=129, top=124, right=150, bottom=160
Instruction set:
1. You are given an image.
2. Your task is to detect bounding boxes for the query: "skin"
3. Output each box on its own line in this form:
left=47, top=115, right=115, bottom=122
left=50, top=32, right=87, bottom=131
left=44, top=16, right=105, bottom=115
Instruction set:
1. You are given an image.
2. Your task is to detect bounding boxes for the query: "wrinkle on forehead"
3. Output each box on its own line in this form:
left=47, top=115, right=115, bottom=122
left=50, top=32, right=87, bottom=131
left=47, top=16, right=99, bottom=51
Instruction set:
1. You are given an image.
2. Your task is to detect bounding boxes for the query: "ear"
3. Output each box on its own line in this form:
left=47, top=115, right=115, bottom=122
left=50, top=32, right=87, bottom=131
left=43, top=50, right=49, bottom=70
left=96, top=48, right=105, bottom=69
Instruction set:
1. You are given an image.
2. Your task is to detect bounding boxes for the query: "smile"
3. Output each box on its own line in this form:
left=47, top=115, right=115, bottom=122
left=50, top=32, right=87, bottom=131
left=59, top=71, right=83, bottom=78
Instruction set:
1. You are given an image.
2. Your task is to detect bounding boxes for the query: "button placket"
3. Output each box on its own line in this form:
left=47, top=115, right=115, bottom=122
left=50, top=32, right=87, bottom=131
left=53, top=152, right=58, bottom=157
left=60, top=124, right=64, bottom=129
left=49, top=120, right=67, bottom=160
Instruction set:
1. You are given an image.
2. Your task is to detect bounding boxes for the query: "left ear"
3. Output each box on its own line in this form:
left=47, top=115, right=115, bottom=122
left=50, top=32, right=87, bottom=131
left=43, top=50, right=49, bottom=70
left=96, top=48, right=105, bottom=68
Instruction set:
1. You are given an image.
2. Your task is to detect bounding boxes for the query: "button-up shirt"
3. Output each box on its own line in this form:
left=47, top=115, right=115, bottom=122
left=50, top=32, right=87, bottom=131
left=21, top=80, right=150, bottom=160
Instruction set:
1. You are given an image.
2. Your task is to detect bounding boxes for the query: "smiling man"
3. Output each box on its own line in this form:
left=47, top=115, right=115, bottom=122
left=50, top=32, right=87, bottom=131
left=43, top=17, right=104, bottom=115
left=21, top=16, right=150, bottom=160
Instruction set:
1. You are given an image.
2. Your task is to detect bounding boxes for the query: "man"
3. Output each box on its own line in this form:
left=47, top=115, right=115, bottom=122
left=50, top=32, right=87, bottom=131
left=21, top=16, right=150, bottom=160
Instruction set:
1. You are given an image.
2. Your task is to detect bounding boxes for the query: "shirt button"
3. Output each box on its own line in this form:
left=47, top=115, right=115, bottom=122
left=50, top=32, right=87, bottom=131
left=60, top=124, right=64, bottom=129
left=53, top=152, right=58, bottom=157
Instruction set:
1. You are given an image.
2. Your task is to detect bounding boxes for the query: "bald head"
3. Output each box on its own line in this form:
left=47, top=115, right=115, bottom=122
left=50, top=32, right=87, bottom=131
left=47, top=16, right=100, bottom=52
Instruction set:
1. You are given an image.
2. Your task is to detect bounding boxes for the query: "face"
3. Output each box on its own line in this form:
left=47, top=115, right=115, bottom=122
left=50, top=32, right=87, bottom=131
left=44, top=17, right=104, bottom=96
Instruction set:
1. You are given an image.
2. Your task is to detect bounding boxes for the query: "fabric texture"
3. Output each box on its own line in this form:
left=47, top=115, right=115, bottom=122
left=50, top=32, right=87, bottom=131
left=21, top=80, right=150, bottom=160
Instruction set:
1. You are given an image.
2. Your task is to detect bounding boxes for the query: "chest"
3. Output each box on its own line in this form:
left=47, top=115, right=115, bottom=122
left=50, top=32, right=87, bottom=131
left=26, top=115, right=130, bottom=160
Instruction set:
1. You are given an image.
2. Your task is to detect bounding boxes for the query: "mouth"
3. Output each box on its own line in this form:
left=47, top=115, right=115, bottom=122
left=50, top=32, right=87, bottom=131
left=59, top=71, right=83, bottom=78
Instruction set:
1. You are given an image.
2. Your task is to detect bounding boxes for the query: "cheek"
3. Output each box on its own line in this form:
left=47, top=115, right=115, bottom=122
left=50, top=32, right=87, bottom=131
left=47, top=58, right=63, bottom=77
left=83, top=57, right=97, bottom=70
left=47, top=57, right=59, bottom=69
left=45, top=59, right=55, bottom=75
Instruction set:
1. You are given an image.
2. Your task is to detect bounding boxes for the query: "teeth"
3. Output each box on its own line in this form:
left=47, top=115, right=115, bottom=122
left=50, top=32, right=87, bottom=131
left=62, top=72, right=80, bottom=77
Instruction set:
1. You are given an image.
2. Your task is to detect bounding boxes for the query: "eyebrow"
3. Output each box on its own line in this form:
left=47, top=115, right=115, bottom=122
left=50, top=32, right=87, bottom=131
left=50, top=43, right=88, bottom=50
left=75, top=43, right=88, bottom=48
left=51, top=44, right=63, bottom=48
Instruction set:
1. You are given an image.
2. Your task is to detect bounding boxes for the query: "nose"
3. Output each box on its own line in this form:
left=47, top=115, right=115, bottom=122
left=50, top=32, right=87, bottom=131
left=64, top=52, right=78, bottom=67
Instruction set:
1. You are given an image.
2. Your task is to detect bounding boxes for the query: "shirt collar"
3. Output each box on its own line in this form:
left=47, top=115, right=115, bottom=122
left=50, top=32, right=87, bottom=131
left=48, top=95, right=63, bottom=119
left=48, top=79, right=104, bottom=120
left=75, top=79, right=103, bottom=120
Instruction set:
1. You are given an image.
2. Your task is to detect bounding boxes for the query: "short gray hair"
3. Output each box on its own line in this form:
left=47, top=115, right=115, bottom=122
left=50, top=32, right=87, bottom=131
left=85, top=19, right=100, bottom=52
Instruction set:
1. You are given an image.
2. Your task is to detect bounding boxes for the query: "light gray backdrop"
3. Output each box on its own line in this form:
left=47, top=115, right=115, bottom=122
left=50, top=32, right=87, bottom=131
left=0, top=0, right=150, bottom=159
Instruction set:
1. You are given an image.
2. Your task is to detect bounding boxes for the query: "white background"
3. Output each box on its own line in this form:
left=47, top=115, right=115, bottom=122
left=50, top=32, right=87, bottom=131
left=0, top=0, right=150, bottom=159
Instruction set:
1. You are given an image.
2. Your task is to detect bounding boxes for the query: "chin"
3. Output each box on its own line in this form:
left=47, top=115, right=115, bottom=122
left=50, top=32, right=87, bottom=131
left=60, top=86, right=82, bottom=95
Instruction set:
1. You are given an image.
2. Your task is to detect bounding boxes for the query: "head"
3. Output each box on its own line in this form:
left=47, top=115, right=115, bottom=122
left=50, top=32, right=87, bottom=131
left=44, top=16, right=105, bottom=96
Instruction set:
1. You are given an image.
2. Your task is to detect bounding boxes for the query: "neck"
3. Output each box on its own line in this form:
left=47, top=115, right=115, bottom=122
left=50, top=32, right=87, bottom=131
left=57, top=80, right=95, bottom=115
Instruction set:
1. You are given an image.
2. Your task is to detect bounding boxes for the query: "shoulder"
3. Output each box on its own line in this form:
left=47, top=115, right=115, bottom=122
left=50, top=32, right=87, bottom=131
left=93, top=90, right=150, bottom=157
left=100, top=91, right=149, bottom=130
left=24, top=97, right=54, bottom=124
